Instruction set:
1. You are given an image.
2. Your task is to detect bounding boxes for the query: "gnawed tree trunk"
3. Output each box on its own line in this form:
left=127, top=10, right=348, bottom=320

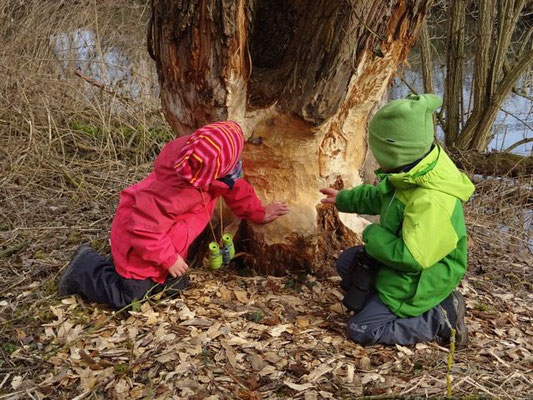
left=149, top=0, right=432, bottom=274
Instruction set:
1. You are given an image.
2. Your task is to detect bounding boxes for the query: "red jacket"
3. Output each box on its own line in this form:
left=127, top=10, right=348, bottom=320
left=110, top=136, right=265, bottom=283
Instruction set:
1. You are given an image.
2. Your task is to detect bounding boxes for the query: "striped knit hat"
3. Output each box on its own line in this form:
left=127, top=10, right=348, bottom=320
left=174, top=121, right=245, bottom=189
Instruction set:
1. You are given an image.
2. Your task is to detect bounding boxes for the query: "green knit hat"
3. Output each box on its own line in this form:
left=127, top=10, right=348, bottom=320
left=369, top=93, right=442, bottom=170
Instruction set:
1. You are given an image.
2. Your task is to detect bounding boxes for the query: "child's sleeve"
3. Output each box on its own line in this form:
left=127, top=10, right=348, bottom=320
left=363, top=196, right=458, bottom=272
left=222, top=178, right=265, bottom=224
left=128, top=188, right=184, bottom=269
left=335, top=183, right=383, bottom=215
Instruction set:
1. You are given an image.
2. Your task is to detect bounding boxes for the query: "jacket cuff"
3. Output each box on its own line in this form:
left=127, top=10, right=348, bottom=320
left=248, top=207, right=266, bottom=224
left=161, top=253, right=178, bottom=270
left=335, top=189, right=351, bottom=213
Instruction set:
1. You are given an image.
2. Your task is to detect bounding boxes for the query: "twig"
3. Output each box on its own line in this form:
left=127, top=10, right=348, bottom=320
left=500, top=108, right=533, bottom=134
left=73, top=69, right=132, bottom=103
left=512, top=87, right=533, bottom=102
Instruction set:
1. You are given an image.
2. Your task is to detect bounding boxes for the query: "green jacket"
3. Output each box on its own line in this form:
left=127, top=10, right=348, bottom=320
left=336, top=145, right=475, bottom=317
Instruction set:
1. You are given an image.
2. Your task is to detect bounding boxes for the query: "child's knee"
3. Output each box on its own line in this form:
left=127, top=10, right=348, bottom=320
left=346, top=313, right=382, bottom=345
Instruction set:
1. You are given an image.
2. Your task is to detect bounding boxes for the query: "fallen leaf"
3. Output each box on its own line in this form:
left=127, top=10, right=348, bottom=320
left=395, top=344, right=414, bottom=356
left=296, top=317, right=310, bottom=329
left=11, top=376, right=23, bottom=390
left=284, top=380, right=314, bottom=391
left=247, top=354, right=266, bottom=371
left=234, top=289, right=248, bottom=303
left=269, top=324, right=292, bottom=337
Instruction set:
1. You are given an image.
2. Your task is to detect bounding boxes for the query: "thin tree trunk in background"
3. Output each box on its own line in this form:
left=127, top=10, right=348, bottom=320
left=455, top=0, right=532, bottom=151
left=149, top=0, right=432, bottom=273
left=419, top=18, right=438, bottom=130
left=420, top=19, right=435, bottom=94
left=444, top=0, right=466, bottom=146
left=467, top=49, right=533, bottom=150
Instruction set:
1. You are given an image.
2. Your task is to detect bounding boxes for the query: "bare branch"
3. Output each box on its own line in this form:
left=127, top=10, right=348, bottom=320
left=500, top=107, right=533, bottom=132
left=503, top=137, right=533, bottom=153
left=512, top=86, right=533, bottom=102
left=74, top=69, right=132, bottom=103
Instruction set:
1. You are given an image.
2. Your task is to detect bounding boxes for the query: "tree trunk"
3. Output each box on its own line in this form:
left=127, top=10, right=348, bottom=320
left=419, top=19, right=435, bottom=94
left=149, top=0, right=432, bottom=274
left=443, top=0, right=466, bottom=147
left=447, top=0, right=532, bottom=151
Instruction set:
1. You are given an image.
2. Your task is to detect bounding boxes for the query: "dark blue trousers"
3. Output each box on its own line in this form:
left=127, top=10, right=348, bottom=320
left=337, top=246, right=448, bottom=345
left=64, top=247, right=188, bottom=310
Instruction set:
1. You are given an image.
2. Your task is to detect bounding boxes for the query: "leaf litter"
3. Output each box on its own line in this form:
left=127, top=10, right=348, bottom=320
left=2, top=264, right=532, bottom=399
left=1, top=129, right=531, bottom=398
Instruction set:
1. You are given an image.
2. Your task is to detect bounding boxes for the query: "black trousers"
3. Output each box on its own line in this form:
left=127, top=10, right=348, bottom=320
left=67, top=247, right=188, bottom=310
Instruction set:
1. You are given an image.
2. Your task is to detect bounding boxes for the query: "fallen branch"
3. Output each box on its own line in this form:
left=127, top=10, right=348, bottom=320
left=73, top=69, right=132, bottom=103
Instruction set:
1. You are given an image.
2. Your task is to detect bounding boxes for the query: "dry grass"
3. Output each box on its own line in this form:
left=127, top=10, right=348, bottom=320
left=0, top=1, right=170, bottom=393
left=1, top=1, right=532, bottom=399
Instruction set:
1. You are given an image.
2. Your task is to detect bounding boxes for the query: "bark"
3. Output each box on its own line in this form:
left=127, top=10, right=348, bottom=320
left=443, top=0, right=466, bottom=146
left=149, top=0, right=432, bottom=274
left=419, top=19, right=435, bottom=94
left=455, top=0, right=532, bottom=151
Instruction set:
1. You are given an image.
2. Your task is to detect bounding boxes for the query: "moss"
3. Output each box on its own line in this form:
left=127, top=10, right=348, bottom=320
left=43, top=279, right=58, bottom=296
left=71, top=122, right=101, bottom=137
left=247, top=310, right=264, bottom=323
left=474, top=302, right=491, bottom=312
left=114, top=364, right=129, bottom=376
left=68, top=230, right=82, bottom=244
left=1, top=342, right=17, bottom=356
left=90, top=238, right=105, bottom=250
left=33, top=250, right=48, bottom=259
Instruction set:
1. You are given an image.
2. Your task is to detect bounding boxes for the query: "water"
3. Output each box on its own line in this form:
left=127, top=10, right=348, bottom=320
left=53, top=29, right=532, bottom=155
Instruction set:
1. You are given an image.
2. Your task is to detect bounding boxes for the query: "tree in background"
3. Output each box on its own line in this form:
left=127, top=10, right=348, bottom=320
left=148, top=0, right=434, bottom=273
left=421, top=0, right=533, bottom=152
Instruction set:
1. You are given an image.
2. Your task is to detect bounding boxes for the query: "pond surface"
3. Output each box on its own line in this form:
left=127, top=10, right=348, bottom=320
left=54, top=29, right=532, bottom=156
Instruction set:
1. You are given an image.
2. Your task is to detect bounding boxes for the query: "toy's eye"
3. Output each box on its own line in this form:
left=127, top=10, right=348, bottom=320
left=386, top=138, right=396, bottom=143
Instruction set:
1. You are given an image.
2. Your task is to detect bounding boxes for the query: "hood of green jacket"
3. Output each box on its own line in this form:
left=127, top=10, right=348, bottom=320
left=384, top=145, right=475, bottom=202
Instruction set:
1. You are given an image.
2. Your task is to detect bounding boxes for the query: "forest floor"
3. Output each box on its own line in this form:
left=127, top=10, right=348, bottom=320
left=0, top=152, right=532, bottom=400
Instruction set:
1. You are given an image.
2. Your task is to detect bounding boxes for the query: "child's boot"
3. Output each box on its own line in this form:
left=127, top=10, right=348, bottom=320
left=58, top=245, right=94, bottom=296
left=437, top=290, right=468, bottom=348
left=161, top=275, right=190, bottom=297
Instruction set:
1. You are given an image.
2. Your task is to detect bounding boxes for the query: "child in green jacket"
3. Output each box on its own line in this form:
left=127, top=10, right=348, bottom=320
left=320, top=94, right=475, bottom=347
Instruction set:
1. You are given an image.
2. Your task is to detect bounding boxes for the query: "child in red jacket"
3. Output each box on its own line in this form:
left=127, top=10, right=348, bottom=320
left=58, top=121, right=289, bottom=309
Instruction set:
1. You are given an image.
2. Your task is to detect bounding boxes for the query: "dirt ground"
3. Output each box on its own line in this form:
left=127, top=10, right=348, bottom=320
left=0, top=145, right=532, bottom=400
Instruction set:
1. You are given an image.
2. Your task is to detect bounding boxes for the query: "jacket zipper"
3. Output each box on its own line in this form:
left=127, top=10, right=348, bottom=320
left=383, top=191, right=396, bottom=223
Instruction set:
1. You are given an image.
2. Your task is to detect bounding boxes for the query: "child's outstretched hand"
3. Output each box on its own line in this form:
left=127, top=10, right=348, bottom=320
left=263, top=201, right=290, bottom=223
left=320, top=187, right=339, bottom=204
left=168, top=254, right=189, bottom=277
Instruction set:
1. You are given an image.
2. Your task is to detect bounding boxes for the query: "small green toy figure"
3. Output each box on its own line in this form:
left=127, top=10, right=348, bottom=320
left=208, top=233, right=235, bottom=270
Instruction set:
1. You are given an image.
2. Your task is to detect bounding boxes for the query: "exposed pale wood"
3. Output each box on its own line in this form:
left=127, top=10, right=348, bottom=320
left=149, top=0, right=432, bottom=273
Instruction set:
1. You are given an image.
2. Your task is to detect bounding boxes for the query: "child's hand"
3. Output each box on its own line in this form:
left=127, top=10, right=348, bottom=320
left=263, top=201, right=290, bottom=223
left=168, top=254, right=188, bottom=277
left=320, top=187, right=339, bottom=204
